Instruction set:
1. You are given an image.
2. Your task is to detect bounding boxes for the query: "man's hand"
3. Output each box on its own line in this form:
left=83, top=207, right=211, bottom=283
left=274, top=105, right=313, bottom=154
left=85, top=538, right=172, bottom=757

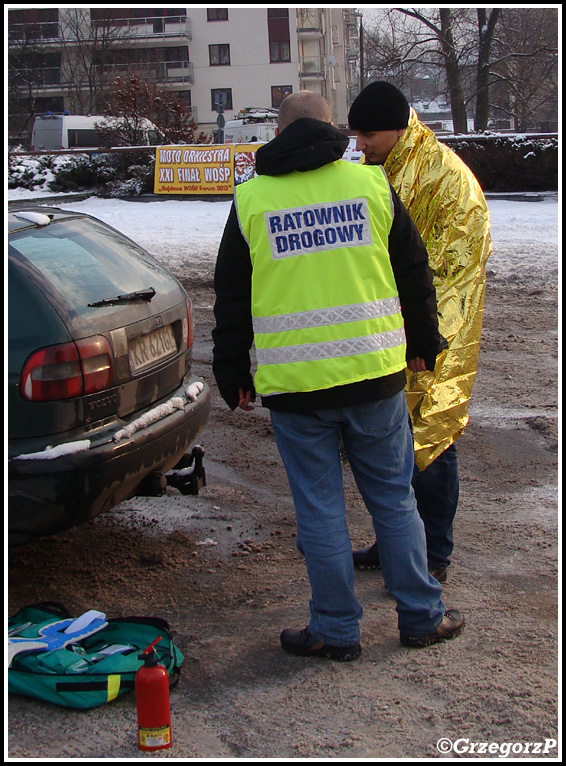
left=238, top=388, right=255, bottom=411
left=407, top=357, right=428, bottom=373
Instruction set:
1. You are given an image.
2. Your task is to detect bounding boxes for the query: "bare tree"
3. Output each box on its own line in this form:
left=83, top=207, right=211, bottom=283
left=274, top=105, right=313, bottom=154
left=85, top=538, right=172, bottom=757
left=475, top=9, right=501, bottom=130
left=362, top=8, right=474, bottom=131
left=390, top=8, right=473, bottom=133
left=362, top=10, right=445, bottom=98
left=362, top=7, right=556, bottom=134
left=59, top=9, right=132, bottom=114
left=97, top=74, right=209, bottom=146
left=151, top=91, right=210, bottom=145
left=438, top=9, right=470, bottom=132
left=490, top=8, right=558, bottom=131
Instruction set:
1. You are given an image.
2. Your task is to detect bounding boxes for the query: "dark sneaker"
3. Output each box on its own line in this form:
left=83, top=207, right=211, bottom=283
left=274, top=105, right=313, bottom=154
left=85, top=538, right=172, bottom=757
left=428, top=565, right=448, bottom=583
left=280, top=628, right=361, bottom=661
left=352, top=542, right=381, bottom=570
left=400, top=609, right=465, bottom=648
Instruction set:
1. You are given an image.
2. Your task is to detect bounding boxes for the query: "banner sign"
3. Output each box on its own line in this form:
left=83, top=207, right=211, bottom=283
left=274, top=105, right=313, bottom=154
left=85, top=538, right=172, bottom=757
left=154, top=144, right=262, bottom=195
left=233, top=145, right=262, bottom=186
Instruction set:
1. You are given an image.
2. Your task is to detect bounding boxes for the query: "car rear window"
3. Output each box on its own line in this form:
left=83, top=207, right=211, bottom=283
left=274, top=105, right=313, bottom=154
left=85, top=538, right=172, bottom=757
left=9, top=217, right=178, bottom=318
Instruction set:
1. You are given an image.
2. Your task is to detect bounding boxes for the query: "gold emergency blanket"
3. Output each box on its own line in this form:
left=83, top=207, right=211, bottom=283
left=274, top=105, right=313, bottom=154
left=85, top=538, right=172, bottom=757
left=382, top=110, right=492, bottom=470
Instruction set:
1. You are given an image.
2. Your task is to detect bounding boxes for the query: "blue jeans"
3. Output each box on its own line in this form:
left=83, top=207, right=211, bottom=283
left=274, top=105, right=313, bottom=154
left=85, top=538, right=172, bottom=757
left=413, top=444, right=459, bottom=569
left=270, top=391, right=445, bottom=647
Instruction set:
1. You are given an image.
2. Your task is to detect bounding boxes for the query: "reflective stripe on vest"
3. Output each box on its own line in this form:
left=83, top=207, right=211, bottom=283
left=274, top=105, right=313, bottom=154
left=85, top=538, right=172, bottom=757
left=236, top=160, right=406, bottom=396
left=252, top=296, right=402, bottom=335
left=256, top=327, right=407, bottom=366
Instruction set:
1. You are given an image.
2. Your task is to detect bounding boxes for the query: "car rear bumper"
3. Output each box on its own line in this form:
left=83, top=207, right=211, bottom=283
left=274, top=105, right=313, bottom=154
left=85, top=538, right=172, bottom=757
left=8, top=378, right=211, bottom=546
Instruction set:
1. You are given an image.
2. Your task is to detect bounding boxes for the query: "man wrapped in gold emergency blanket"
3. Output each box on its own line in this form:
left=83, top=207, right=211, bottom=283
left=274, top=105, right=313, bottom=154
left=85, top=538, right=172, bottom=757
left=383, top=109, right=492, bottom=471
left=349, top=81, right=492, bottom=580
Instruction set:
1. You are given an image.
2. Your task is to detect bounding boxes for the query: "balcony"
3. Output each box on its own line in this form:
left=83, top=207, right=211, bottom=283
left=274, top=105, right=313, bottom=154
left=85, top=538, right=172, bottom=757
left=91, top=14, right=191, bottom=41
left=10, top=66, right=62, bottom=90
left=343, top=9, right=361, bottom=31
left=158, top=61, right=194, bottom=84
left=296, top=9, right=323, bottom=38
left=9, top=14, right=193, bottom=46
left=299, top=56, right=325, bottom=79
left=95, top=60, right=194, bottom=85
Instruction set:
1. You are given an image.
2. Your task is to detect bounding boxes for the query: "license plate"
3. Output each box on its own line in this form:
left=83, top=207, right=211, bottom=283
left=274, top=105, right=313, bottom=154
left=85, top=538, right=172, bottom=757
left=129, top=324, right=177, bottom=373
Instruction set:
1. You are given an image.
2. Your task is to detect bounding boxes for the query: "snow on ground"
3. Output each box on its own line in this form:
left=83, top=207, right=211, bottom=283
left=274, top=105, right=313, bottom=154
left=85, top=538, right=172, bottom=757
left=7, top=188, right=559, bottom=281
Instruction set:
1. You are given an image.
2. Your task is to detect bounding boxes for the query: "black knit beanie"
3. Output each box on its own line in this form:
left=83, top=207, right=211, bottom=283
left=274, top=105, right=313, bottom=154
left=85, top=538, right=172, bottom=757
left=348, top=81, right=410, bottom=131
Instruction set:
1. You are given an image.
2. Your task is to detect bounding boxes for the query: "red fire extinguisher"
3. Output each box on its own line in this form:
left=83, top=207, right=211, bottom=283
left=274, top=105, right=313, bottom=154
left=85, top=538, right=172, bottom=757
left=135, top=637, right=172, bottom=751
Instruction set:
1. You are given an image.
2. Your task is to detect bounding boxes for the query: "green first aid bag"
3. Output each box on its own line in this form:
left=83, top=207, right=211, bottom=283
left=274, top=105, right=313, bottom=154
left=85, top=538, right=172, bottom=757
left=8, top=602, right=184, bottom=710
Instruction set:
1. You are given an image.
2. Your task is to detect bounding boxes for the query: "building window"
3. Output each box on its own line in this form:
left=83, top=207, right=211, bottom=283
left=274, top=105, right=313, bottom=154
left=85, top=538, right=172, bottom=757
left=267, top=9, right=290, bottom=63
left=271, top=86, right=292, bottom=108
left=171, top=91, right=191, bottom=105
left=10, top=50, right=62, bottom=87
left=207, top=9, right=228, bottom=21
left=209, top=44, right=230, bottom=66
left=211, top=88, right=232, bottom=111
left=158, top=46, right=189, bottom=68
left=34, top=96, right=65, bottom=114
left=42, top=51, right=62, bottom=85
left=270, top=42, right=290, bottom=63
left=8, top=8, right=59, bottom=41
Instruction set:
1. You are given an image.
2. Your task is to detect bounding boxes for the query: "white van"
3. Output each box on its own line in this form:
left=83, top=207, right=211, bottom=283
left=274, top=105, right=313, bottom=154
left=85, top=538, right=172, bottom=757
left=223, top=108, right=279, bottom=144
left=31, top=114, right=162, bottom=151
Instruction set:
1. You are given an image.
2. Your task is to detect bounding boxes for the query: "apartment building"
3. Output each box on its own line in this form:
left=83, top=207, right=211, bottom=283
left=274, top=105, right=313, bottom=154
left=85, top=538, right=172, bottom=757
left=8, top=7, right=361, bottom=145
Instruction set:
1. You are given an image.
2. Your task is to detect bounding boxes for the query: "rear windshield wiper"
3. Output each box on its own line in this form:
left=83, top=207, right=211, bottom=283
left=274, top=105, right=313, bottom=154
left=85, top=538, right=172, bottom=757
left=88, top=287, right=156, bottom=307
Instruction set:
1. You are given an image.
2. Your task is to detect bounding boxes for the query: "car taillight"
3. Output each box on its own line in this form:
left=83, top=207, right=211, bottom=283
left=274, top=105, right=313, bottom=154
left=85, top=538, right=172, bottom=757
left=21, top=336, right=114, bottom=402
left=186, top=298, right=195, bottom=349
left=76, top=337, right=114, bottom=394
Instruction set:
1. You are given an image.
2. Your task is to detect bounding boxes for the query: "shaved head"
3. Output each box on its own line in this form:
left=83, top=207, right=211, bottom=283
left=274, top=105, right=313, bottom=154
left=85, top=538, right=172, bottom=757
left=278, top=91, right=332, bottom=131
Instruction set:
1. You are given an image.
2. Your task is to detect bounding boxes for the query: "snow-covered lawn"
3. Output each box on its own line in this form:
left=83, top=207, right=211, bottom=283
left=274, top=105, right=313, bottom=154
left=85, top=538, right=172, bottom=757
left=7, top=187, right=558, bottom=283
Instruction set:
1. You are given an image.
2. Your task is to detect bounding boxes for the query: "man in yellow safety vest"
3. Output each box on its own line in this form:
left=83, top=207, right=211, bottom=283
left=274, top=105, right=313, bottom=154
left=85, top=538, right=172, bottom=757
left=212, top=90, right=464, bottom=659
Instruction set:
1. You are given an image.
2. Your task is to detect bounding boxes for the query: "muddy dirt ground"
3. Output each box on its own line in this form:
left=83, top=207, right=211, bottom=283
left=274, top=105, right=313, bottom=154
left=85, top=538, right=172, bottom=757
left=7, top=236, right=559, bottom=760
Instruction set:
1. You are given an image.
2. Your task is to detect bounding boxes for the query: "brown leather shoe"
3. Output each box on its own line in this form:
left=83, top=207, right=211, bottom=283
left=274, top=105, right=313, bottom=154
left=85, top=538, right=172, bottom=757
left=352, top=542, right=381, bottom=569
left=400, top=609, right=464, bottom=648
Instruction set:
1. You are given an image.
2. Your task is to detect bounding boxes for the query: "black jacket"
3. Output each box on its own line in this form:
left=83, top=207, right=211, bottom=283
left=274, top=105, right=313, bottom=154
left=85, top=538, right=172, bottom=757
left=212, top=118, right=440, bottom=412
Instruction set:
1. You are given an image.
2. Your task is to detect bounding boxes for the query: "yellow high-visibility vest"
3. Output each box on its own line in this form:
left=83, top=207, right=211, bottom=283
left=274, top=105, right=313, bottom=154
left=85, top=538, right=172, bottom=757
left=235, top=160, right=407, bottom=397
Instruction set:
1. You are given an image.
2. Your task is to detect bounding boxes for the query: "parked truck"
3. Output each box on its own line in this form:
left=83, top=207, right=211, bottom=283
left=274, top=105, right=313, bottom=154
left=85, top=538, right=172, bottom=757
left=223, top=107, right=279, bottom=144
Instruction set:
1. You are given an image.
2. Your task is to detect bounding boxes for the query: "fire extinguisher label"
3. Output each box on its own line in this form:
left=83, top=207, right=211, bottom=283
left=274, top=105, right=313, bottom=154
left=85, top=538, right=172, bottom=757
left=139, top=726, right=171, bottom=748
